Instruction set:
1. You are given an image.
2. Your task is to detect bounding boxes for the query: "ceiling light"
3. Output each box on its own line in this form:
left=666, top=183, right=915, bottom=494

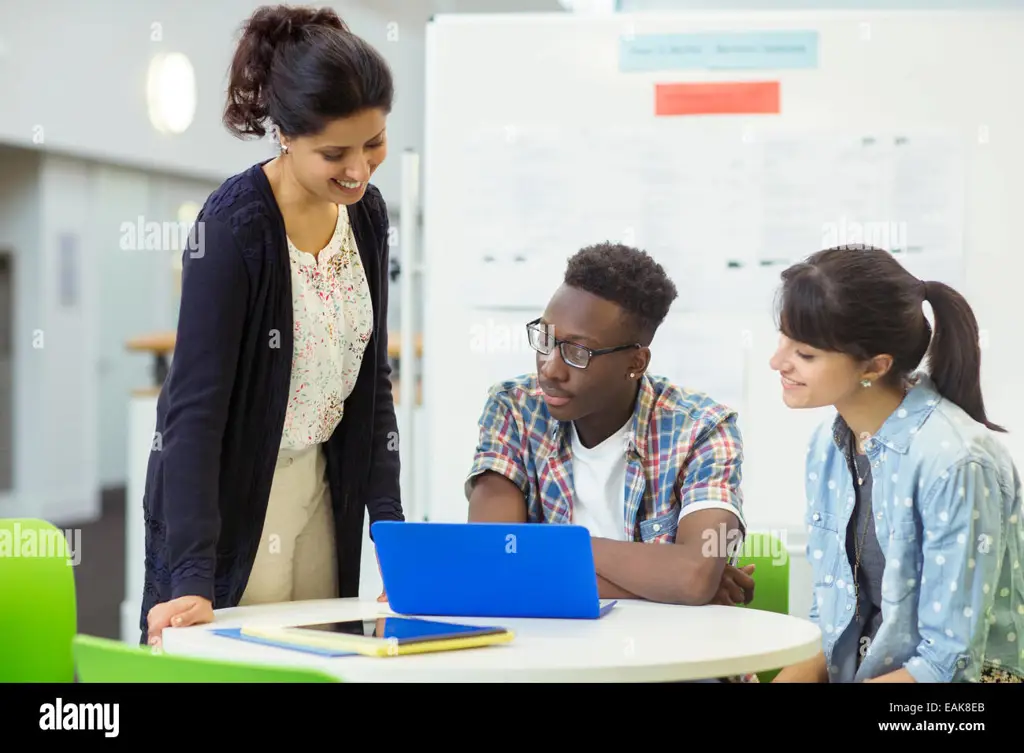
left=147, top=52, right=197, bottom=135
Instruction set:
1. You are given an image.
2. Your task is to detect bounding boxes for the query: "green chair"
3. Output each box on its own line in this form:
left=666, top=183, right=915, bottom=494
left=0, top=517, right=78, bottom=682
left=736, top=531, right=790, bottom=682
left=73, top=634, right=341, bottom=682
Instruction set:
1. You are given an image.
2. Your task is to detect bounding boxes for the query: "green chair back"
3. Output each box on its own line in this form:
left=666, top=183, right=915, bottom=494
left=737, top=531, right=790, bottom=615
left=0, top=518, right=78, bottom=682
left=73, top=634, right=341, bottom=682
left=736, top=531, right=791, bottom=682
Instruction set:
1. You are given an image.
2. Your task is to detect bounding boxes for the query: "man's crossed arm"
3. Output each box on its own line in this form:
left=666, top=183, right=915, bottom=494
left=467, top=472, right=754, bottom=606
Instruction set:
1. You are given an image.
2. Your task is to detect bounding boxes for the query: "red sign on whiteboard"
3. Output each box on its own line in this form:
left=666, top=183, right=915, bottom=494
left=655, top=81, right=780, bottom=116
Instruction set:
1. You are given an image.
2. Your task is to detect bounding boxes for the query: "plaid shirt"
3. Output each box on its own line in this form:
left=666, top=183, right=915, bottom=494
left=465, top=372, right=757, bottom=683
left=465, top=372, right=746, bottom=543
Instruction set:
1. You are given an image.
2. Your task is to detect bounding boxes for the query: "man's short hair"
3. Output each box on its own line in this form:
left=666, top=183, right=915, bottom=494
left=563, top=242, right=678, bottom=344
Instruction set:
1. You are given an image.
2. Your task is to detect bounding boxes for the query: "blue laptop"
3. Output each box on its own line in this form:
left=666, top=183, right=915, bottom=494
left=371, top=521, right=617, bottom=619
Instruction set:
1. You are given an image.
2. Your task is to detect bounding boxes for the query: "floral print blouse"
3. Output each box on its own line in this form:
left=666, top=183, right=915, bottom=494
left=281, top=205, right=373, bottom=451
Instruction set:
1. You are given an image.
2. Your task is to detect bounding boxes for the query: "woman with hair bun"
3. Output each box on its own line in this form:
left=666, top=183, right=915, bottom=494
left=769, top=244, right=1023, bottom=683
left=142, top=4, right=403, bottom=645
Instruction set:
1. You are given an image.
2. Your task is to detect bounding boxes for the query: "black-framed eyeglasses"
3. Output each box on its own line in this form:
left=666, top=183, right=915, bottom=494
left=526, top=318, right=640, bottom=369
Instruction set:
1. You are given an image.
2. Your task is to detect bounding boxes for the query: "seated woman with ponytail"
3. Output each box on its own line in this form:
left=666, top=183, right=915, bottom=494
left=768, top=244, right=1023, bottom=683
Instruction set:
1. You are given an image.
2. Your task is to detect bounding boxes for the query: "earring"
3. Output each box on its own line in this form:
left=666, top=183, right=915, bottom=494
left=629, top=372, right=636, bottom=379
left=861, top=379, right=872, bottom=388
left=281, top=144, right=289, bottom=154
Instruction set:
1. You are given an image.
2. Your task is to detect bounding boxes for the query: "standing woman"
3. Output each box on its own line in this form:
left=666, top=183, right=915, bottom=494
left=768, top=244, right=1023, bottom=683
left=142, top=4, right=403, bottom=646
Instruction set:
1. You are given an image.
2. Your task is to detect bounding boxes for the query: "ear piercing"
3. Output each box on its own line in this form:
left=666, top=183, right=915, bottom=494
left=861, top=379, right=872, bottom=388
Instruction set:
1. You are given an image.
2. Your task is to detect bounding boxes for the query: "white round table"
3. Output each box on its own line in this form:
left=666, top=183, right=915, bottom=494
left=160, top=598, right=822, bottom=682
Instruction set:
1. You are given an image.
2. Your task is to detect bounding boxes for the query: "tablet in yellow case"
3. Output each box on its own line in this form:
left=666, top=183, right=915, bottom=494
left=241, top=616, right=515, bottom=657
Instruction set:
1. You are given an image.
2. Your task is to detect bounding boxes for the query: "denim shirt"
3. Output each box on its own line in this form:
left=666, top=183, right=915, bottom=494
left=804, top=373, right=1024, bottom=683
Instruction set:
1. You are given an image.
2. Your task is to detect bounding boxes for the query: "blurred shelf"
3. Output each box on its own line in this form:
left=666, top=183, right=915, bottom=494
left=125, top=331, right=176, bottom=355
left=130, top=382, right=420, bottom=403
left=388, top=332, right=423, bottom=360
left=123, top=329, right=423, bottom=401
left=125, top=331, right=176, bottom=387
left=392, top=380, right=423, bottom=406
left=124, top=330, right=420, bottom=359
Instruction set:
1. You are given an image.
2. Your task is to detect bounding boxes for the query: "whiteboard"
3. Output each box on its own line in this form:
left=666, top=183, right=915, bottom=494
left=419, top=9, right=1024, bottom=539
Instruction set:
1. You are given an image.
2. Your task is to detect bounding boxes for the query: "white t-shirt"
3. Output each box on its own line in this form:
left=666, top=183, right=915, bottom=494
left=569, top=419, right=631, bottom=541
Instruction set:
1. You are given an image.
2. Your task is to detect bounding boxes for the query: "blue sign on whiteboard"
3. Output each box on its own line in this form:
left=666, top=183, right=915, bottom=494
left=620, top=30, right=819, bottom=72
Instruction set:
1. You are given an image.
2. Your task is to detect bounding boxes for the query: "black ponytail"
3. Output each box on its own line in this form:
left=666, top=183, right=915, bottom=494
left=922, top=280, right=1005, bottom=432
left=223, top=4, right=393, bottom=140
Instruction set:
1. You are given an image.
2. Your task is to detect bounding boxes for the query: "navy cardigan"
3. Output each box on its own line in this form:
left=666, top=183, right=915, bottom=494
left=139, top=161, right=404, bottom=641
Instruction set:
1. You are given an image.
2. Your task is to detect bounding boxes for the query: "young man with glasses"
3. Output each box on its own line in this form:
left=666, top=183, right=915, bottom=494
left=465, top=242, right=755, bottom=612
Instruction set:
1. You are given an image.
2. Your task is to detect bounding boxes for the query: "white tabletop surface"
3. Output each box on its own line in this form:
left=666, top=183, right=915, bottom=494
left=160, top=598, right=822, bottom=682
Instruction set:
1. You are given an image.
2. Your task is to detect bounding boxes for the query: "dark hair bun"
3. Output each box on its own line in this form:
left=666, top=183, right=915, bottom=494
left=224, top=5, right=349, bottom=138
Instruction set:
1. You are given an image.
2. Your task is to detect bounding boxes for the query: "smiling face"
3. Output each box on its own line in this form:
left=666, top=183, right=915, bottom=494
left=534, top=285, right=646, bottom=423
left=280, top=107, right=388, bottom=204
left=769, top=334, right=867, bottom=410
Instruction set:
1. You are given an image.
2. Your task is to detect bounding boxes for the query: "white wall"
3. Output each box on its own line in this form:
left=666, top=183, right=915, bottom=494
left=0, top=149, right=102, bottom=522
left=0, top=0, right=470, bottom=207
left=93, top=166, right=220, bottom=488
left=0, top=148, right=42, bottom=515
left=0, top=0, right=566, bottom=203
left=0, top=0, right=268, bottom=184
left=0, top=145, right=224, bottom=521
left=36, top=155, right=101, bottom=521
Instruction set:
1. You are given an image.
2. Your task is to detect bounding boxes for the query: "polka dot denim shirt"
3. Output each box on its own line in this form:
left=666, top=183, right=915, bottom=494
left=803, top=373, right=1024, bottom=683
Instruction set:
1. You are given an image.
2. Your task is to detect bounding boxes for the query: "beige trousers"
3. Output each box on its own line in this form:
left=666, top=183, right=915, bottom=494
left=239, top=444, right=339, bottom=605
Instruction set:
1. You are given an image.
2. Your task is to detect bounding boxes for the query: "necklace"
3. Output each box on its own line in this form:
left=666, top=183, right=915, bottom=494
left=849, top=434, right=873, bottom=621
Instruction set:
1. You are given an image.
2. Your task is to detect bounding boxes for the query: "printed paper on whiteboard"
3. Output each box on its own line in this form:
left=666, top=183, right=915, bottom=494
left=655, top=81, right=781, bottom=117
left=620, top=30, right=819, bottom=73
left=453, top=123, right=964, bottom=319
